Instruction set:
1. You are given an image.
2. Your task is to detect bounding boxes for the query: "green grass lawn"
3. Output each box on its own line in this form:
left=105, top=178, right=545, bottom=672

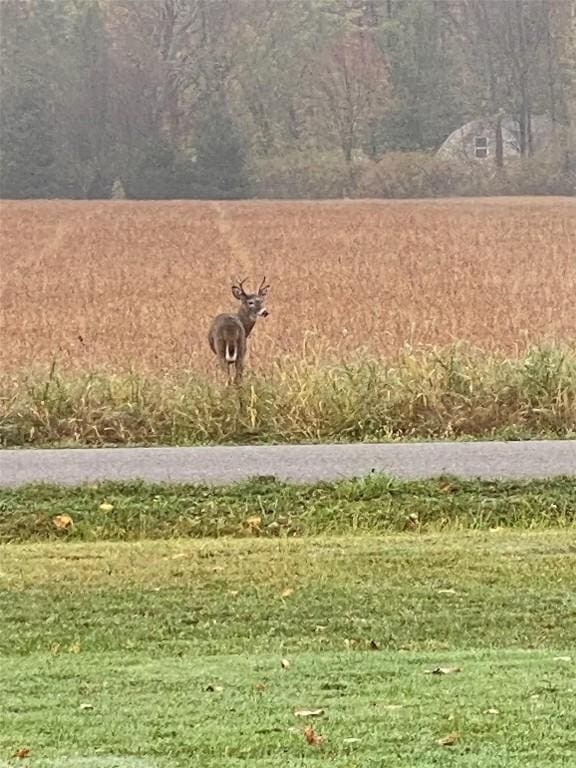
left=2, top=649, right=575, bottom=768
left=1, top=530, right=576, bottom=766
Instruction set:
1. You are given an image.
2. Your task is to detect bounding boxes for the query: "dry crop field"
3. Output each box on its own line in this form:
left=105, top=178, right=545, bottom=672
left=1, top=197, right=575, bottom=374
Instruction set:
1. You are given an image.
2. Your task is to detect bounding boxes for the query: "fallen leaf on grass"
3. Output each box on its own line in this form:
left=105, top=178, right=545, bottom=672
left=294, top=708, right=325, bottom=718
left=553, top=656, right=572, bottom=662
left=437, top=588, right=457, bottom=595
left=281, top=658, right=290, bottom=669
left=304, top=724, right=324, bottom=746
left=343, top=737, right=361, bottom=744
left=281, top=588, right=294, bottom=598
left=438, top=731, right=458, bottom=746
left=79, top=702, right=94, bottom=711
left=483, top=708, right=500, bottom=715
left=427, top=666, right=461, bottom=675
left=52, top=514, right=73, bottom=529
left=405, top=513, right=419, bottom=529
left=99, top=502, right=114, bottom=512
left=12, top=748, right=31, bottom=758
left=205, top=684, right=224, bottom=692
left=255, top=681, right=266, bottom=692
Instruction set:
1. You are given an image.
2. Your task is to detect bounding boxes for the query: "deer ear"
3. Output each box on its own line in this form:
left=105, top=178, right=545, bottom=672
left=232, top=285, right=244, bottom=300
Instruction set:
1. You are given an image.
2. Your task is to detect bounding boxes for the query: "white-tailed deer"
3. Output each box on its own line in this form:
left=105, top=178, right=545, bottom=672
left=208, top=277, right=270, bottom=384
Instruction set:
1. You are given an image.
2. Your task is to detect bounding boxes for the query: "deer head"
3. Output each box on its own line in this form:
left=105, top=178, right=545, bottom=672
left=231, top=276, right=270, bottom=320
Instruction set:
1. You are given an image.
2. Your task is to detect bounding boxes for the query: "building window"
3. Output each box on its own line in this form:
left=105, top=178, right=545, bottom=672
left=474, top=136, right=488, bottom=158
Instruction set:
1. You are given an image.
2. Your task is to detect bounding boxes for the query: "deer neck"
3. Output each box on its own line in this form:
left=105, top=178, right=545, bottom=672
left=237, top=306, right=257, bottom=337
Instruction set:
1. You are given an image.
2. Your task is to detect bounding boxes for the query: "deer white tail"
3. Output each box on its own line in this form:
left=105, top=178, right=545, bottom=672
left=225, top=343, right=237, bottom=363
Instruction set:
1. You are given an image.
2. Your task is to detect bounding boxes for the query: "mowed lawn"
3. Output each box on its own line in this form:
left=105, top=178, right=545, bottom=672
left=1, top=531, right=576, bottom=767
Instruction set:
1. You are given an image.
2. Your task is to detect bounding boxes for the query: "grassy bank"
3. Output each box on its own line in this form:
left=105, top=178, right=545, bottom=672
left=1, top=345, right=575, bottom=447
left=1, top=475, right=575, bottom=542
left=1, top=531, right=575, bottom=766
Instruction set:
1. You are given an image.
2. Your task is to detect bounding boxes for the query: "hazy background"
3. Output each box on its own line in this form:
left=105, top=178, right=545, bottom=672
left=1, top=0, right=575, bottom=200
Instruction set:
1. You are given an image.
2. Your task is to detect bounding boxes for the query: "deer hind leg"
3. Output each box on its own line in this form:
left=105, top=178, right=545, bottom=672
left=233, top=338, right=246, bottom=385
left=214, top=337, right=231, bottom=385
left=216, top=346, right=231, bottom=385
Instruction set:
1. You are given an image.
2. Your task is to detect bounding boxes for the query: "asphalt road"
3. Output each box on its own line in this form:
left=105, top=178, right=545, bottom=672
left=0, top=440, right=574, bottom=486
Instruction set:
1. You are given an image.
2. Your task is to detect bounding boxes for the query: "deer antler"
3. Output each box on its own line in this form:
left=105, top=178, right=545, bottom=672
left=258, top=276, right=270, bottom=295
left=233, top=277, right=248, bottom=296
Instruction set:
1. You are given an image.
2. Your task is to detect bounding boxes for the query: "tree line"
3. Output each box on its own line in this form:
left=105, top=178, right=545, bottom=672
left=1, top=0, right=574, bottom=200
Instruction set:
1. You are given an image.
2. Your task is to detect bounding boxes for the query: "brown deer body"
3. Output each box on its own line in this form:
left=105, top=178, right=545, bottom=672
left=208, top=277, right=270, bottom=384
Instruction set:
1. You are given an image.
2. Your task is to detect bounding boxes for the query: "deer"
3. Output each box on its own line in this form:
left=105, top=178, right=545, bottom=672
left=208, top=276, right=270, bottom=384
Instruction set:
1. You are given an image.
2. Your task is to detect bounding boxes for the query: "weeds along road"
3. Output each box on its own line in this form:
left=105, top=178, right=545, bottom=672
left=0, top=440, right=575, bottom=486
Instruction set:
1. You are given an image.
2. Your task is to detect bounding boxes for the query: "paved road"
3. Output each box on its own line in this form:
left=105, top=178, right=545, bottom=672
left=0, top=441, right=574, bottom=486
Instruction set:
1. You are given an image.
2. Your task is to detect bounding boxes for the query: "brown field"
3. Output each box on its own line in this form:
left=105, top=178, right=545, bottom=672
left=1, top=197, right=575, bottom=373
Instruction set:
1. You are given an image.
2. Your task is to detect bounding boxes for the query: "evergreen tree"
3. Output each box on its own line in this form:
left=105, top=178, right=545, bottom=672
left=125, top=139, right=195, bottom=200
left=367, top=0, right=464, bottom=153
left=192, top=102, right=251, bottom=199
left=0, top=80, right=66, bottom=198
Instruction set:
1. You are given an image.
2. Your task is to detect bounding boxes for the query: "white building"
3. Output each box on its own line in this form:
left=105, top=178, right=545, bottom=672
left=437, top=114, right=554, bottom=165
